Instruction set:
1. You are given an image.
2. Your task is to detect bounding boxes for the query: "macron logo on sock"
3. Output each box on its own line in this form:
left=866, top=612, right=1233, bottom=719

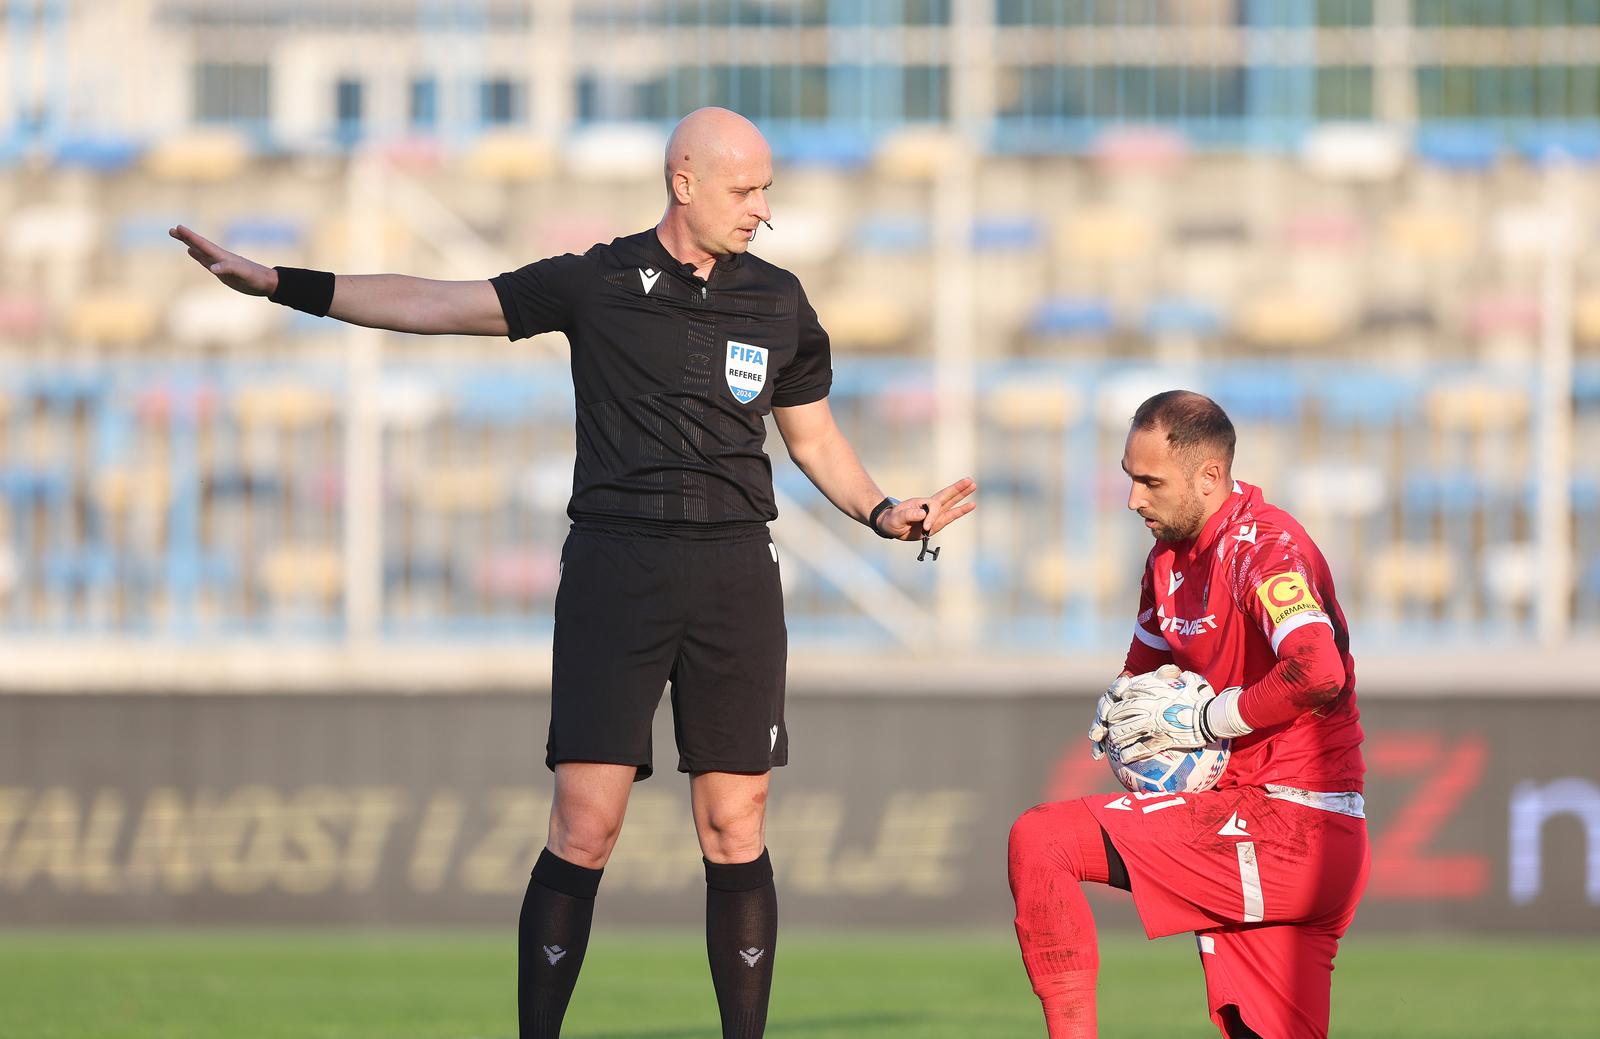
left=739, top=947, right=765, bottom=967
left=543, top=945, right=568, bottom=966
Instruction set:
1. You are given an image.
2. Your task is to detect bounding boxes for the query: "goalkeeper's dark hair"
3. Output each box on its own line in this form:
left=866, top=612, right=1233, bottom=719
left=1130, top=390, right=1236, bottom=477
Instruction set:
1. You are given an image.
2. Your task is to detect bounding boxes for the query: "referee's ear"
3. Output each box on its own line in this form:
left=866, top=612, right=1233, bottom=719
left=672, top=170, right=695, bottom=206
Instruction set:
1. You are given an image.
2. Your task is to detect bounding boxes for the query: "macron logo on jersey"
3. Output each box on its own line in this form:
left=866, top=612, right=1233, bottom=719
left=1167, top=571, right=1184, bottom=596
left=639, top=267, right=662, bottom=294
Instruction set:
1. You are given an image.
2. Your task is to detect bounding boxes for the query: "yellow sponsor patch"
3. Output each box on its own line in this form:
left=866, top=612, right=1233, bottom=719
left=1255, top=572, right=1321, bottom=626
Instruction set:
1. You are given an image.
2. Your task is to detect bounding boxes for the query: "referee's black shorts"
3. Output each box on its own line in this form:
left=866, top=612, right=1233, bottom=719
left=548, top=520, right=787, bottom=780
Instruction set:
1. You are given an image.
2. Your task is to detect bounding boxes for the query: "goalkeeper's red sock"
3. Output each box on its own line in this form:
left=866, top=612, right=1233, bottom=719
left=1008, top=799, right=1111, bottom=1039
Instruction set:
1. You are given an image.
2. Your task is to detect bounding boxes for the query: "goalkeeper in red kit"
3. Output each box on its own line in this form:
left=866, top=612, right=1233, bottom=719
left=1008, top=391, right=1369, bottom=1039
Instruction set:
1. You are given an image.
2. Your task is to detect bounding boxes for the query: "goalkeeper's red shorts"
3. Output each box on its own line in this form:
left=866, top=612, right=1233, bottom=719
left=1084, top=785, right=1369, bottom=1039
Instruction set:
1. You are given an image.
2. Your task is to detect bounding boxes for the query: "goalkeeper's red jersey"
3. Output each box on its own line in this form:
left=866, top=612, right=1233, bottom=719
left=1124, top=481, right=1365, bottom=793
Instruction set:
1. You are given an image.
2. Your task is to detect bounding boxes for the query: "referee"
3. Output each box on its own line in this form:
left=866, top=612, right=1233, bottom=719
left=171, top=107, right=976, bottom=1039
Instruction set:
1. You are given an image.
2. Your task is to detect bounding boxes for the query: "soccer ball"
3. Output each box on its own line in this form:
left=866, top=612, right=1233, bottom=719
left=1108, top=736, right=1231, bottom=794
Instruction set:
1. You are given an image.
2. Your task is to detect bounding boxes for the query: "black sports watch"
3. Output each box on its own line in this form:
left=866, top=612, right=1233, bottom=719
left=868, top=497, right=900, bottom=539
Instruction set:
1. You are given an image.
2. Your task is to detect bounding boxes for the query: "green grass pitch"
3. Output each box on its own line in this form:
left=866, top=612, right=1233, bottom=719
left=1, top=928, right=1596, bottom=1037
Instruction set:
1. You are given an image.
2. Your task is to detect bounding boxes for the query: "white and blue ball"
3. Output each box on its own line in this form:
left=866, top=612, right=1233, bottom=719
left=1109, top=737, right=1231, bottom=794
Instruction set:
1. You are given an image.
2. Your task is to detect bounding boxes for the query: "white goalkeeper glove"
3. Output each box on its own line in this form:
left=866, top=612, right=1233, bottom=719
left=1088, top=673, right=1135, bottom=760
left=1104, top=664, right=1218, bottom=764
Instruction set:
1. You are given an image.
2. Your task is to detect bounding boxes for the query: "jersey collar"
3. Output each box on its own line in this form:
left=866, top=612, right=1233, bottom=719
left=647, top=228, right=744, bottom=282
left=1192, top=480, right=1256, bottom=557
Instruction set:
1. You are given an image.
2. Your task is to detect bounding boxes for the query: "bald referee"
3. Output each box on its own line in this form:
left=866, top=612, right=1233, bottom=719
left=171, top=107, right=976, bottom=1039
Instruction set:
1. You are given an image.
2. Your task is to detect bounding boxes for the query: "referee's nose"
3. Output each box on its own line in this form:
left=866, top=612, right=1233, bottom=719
left=750, top=188, right=772, bottom=225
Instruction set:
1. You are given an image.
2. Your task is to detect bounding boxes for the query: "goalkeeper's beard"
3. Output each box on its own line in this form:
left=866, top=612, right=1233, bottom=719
left=1147, top=490, right=1206, bottom=542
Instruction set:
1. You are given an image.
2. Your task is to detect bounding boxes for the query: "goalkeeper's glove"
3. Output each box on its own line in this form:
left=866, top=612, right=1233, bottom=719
left=1088, top=673, right=1135, bottom=761
left=1104, top=664, right=1218, bottom=764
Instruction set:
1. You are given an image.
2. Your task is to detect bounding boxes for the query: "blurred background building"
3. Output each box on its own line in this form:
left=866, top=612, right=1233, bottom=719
left=0, top=0, right=1594, bottom=662
left=0, top=1, right=1596, bottom=931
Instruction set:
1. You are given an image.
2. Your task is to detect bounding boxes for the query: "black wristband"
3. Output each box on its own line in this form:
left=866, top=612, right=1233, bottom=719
left=1198, top=698, right=1216, bottom=744
left=869, top=496, right=900, bottom=539
left=268, top=266, right=336, bottom=317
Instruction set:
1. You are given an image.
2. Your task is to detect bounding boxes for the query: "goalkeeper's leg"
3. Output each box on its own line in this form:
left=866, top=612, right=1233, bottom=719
left=1008, top=800, right=1126, bottom=1039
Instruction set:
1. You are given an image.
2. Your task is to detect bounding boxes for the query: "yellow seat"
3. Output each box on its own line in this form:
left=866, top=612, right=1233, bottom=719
left=1426, top=382, right=1529, bottom=431
left=984, top=383, right=1083, bottom=431
left=465, top=131, right=556, bottom=182
left=259, top=545, right=344, bottom=601
left=1573, top=292, right=1600, bottom=344
left=1386, top=210, right=1472, bottom=260
left=414, top=465, right=508, bottom=513
left=1059, top=208, right=1153, bottom=262
left=1367, top=544, right=1455, bottom=607
left=95, top=466, right=173, bottom=514
left=875, top=128, right=964, bottom=181
left=144, top=130, right=252, bottom=182
left=1237, top=292, right=1341, bottom=346
left=232, top=384, right=338, bottom=429
left=813, top=291, right=913, bottom=351
left=67, top=293, right=159, bottom=345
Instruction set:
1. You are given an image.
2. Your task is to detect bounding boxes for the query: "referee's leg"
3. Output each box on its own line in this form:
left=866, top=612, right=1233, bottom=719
left=693, top=770, right=777, bottom=1039
left=519, top=763, right=635, bottom=1039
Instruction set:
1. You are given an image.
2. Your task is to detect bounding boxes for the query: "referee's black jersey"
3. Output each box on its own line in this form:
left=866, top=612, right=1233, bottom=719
left=491, top=228, right=833, bottom=526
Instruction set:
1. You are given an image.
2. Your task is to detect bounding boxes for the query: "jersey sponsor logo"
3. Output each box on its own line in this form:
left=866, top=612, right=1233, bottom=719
left=1157, top=604, right=1218, bottom=637
left=1167, top=570, right=1184, bottom=596
left=1255, top=571, right=1321, bottom=626
left=725, top=340, right=767, bottom=404
left=638, top=267, right=662, bottom=294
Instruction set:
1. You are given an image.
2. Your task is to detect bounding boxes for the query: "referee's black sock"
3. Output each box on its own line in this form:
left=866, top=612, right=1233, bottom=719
left=704, top=849, right=778, bottom=1039
left=519, top=849, right=603, bottom=1039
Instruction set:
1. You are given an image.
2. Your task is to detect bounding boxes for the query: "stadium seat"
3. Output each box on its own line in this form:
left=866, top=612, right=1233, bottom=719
left=852, top=214, right=930, bottom=254
left=52, top=135, right=141, bottom=173
left=168, top=285, right=282, bottom=347
left=259, top=545, right=344, bottom=602
left=224, top=216, right=305, bottom=251
left=1059, top=207, right=1153, bottom=262
left=812, top=290, right=914, bottom=351
left=5, top=203, right=98, bottom=264
left=0, top=294, right=48, bottom=339
left=144, top=129, right=252, bottom=181
left=465, top=131, right=556, bottom=181
left=1367, top=543, right=1457, bottom=608
left=1092, top=125, right=1188, bottom=173
left=413, top=465, right=509, bottom=513
left=1027, top=297, right=1115, bottom=338
left=1467, top=293, right=1540, bottom=339
left=983, top=382, right=1083, bottom=431
left=562, top=124, right=666, bottom=181
left=874, top=127, right=964, bottom=181
left=1301, top=124, right=1405, bottom=182
left=1288, top=462, right=1386, bottom=517
left=1284, top=210, right=1361, bottom=249
left=1415, top=126, right=1499, bottom=172
left=1575, top=293, right=1600, bottom=345
left=1386, top=209, right=1472, bottom=259
left=66, top=292, right=159, bottom=346
left=1426, top=381, right=1530, bottom=432
left=1481, top=541, right=1537, bottom=612
left=232, top=384, right=338, bottom=430
left=1516, top=127, right=1600, bottom=167
left=1236, top=291, right=1341, bottom=347
left=1142, top=297, right=1224, bottom=339
left=971, top=216, right=1043, bottom=253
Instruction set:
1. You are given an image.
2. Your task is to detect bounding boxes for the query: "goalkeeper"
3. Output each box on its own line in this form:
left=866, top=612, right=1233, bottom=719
left=1007, top=391, right=1367, bottom=1039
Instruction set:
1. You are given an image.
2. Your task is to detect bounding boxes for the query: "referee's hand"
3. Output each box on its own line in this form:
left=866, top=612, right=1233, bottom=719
left=169, top=225, right=279, bottom=297
left=878, top=477, right=977, bottom=541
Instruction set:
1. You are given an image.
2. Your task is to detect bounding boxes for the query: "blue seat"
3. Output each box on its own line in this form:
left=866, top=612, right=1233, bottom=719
left=224, top=216, right=304, bottom=250
left=52, top=135, right=142, bottom=172
left=853, top=215, right=930, bottom=253
left=115, top=215, right=187, bottom=252
left=1517, top=128, right=1600, bottom=167
left=1415, top=126, right=1498, bottom=171
left=454, top=374, right=542, bottom=426
left=770, top=128, right=873, bottom=170
left=1314, top=374, right=1422, bottom=425
left=1143, top=298, right=1224, bottom=338
left=1204, top=369, right=1303, bottom=423
left=1403, top=472, right=1483, bottom=513
left=1029, top=298, right=1114, bottom=337
left=971, top=216, right=1042, bottom=253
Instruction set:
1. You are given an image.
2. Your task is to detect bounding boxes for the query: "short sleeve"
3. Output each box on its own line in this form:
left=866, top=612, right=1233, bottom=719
left=772, top=280, right=833, bottom=407
left=490, top=253, right=588, bottom=341
left=1230, top=528, right=1336, bottom=656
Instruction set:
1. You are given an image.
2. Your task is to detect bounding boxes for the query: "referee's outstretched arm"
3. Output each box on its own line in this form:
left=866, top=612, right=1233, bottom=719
left=168, top=224, right=509, bottom=337
left=774, top=398, right=976, bottom=541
